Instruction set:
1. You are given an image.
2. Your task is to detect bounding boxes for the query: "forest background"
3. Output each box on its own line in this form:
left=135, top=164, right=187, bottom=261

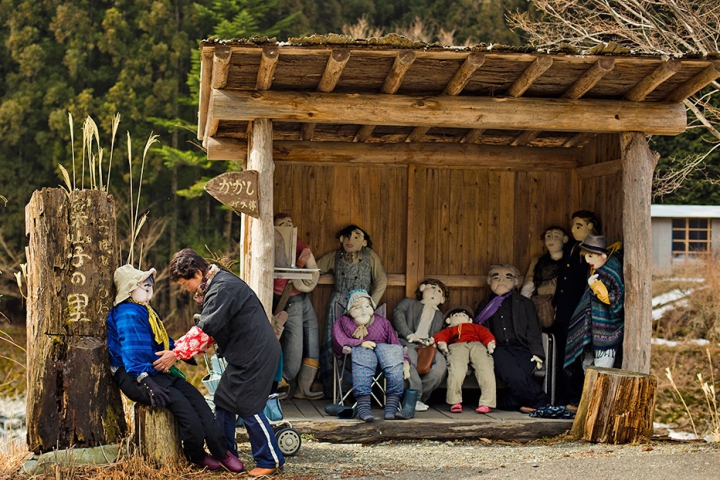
left=0, top=0, right=717, bottom=329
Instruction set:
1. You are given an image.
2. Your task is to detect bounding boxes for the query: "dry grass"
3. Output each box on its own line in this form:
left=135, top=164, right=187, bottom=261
left=653, top=255, right=720, bottom=341
left=0, top=434, right=30, bottom=479
left=0, top=323, right=26, bottom=398
left=653, top=345, right=720, bottom=438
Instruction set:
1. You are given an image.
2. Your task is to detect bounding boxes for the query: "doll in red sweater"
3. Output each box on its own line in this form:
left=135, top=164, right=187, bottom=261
left=434, top=306, right=496, bottom=414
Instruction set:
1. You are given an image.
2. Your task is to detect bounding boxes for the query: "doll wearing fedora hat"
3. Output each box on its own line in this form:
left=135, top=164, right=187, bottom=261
left=564, top=235, right=624, bottom=371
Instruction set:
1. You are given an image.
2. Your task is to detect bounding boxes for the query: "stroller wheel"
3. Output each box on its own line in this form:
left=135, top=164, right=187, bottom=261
left=275, top=427, right=301, bottom=456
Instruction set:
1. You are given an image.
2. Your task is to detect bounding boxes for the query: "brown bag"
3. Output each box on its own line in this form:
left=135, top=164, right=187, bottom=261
left=415, top=344, right=437, bottom=375
left=532, top=294, right=556, bottom=329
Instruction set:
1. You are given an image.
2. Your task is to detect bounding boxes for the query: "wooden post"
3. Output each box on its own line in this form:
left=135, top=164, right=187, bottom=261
left=572, top=367, right=657, bottom=444
left=134, top=404, right=182, bottom=466
left=621, top=132, right=658, bottom=373
left=246, top=119, right=274, bottom=320
left=25, top=188, right=126, bottom=453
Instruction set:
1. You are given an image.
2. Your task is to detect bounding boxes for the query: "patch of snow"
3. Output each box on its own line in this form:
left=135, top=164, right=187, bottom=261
left=653, top=422, right=701, bottom=441
left=652, top=299, right=689, bottom=320
left=0, top=397, right=26, bottom=442
left=652, top=288, right=694, bottom=307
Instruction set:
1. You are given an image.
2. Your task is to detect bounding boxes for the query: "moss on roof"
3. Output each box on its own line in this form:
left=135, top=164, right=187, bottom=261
left=201, top=33, right=718, bottom=60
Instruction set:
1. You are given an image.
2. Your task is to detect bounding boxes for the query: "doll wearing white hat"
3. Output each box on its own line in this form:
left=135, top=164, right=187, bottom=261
left=106, top=264, right=242, bottom=472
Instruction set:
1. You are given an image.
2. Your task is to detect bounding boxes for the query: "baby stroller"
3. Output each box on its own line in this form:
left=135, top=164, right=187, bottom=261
left=202, top=353, right=302, bottom=457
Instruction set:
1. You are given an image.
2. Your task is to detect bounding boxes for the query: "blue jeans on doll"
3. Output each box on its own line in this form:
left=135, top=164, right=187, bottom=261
left=281, top=293, right=320, bottom=381
left=351, top=343, right=404, bottom=397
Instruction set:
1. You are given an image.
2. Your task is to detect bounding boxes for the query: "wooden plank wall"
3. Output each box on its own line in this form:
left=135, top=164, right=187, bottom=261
left=274, top=162, right=577, bottom=337
left=274, top=164, right=408, bottom=339
left=577, top=134, right=624, bottom=242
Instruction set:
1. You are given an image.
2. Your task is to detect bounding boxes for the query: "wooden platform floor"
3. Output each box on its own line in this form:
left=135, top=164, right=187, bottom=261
left=272, top=398, right=573, bottom=444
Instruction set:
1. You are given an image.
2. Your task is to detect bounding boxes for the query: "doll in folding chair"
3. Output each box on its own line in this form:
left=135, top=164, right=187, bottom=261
left=332, top=290, right=410, bottom=422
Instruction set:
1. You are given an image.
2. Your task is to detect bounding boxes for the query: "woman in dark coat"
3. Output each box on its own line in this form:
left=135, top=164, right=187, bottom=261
left=154, top=248, right=284, bottom=477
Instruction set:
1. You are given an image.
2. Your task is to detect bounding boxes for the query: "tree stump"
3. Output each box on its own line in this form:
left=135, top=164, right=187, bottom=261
left=571, top=366, right=657, bottom=444
left=134, top=404, right=183, bottom=466
left=25, top=188, right=126, bottom=453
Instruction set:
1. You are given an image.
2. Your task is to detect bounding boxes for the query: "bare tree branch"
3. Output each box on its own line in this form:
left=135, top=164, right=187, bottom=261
left=653, top=144, right=720, bottom=198
left=510, top=1, right=720, bottom=196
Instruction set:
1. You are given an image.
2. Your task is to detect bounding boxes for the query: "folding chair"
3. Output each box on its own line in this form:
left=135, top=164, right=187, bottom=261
left=332, top=302, right=388, bottom=407
left=534, top=332, right=556, bottom=405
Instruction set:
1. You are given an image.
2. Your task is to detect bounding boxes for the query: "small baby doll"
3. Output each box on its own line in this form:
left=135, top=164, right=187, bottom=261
left=332, top=289, right=410, bottom=422
left=434, top=306, right=496, bottom=414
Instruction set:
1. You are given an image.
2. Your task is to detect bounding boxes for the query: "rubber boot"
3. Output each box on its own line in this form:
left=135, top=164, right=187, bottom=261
left=384, top=394, right=401, bottom=420
left=276, top=377, right=289, bottom=400
left=395, top=389, right=419, bottom=420
left=293, top=358, right=324, bottom=400
left=356, top=395, right=374, bottom=422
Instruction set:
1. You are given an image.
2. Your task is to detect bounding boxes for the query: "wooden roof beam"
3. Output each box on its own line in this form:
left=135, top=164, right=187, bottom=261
left=461, top=128, right=486, bottom=144
left=301, top=49, right=351, bottom=141
left=512, top=58, right=615, bottom=147
left=469, top=55, right=551, bottom=145
left=624, top=58, right=682, bottom=102
left=406, top=53, right=485, bottom=143
left=212, top=46, right=232, bottom=89
left=664, top=60, right=720, bottom=103
left=212, top=90, right=686, bottom=135
left=203, top=46, right=233, bottom=141
left=255, top=46, right=279, bottom=91
left=355, top=50, right=416, bottom=143
left=206, top=137, right=583, bottom=168
left=561, top=57, right=616, bottom=99
left=506, top=55, right=553, bottom=98
left=563, top=132, right=593, bottom=148
left=198, top=50, right=213, bottom=140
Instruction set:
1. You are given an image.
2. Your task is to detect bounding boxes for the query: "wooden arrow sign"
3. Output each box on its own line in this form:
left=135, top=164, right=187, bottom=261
left=204, top=170, right=260, bottom=218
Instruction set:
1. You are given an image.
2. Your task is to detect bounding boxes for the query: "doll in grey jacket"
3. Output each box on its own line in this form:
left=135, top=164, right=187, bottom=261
left=391, top=278, right=449, bottom=411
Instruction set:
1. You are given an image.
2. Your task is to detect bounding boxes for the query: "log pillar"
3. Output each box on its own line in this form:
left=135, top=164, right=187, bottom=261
left=572, top=366, right=657, bottom=444
left=134, top=404, right=182, bottom=466
left=25, top=188, right=126, bottom=453
left=245, top=119, right=275, bottom=320
left=620, top=132, right=658, bottom=373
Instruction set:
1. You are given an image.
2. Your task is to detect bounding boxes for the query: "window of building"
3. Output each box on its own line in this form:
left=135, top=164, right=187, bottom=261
left=672, top=218, right=711, bottom=261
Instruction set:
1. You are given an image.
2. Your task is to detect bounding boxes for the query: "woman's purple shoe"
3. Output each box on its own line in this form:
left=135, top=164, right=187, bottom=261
left=198, top=454, right=222, bottom=470
left=217, top=450, right=244, bottom=472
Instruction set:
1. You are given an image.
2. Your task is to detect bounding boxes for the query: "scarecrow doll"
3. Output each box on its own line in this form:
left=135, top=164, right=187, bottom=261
left=106, top=265, right=242, bottom=472
left=332, top=289, right=410, bottom=422
left=564, top=235, right=624, bottom=371
left=434, top=306, right=496, bottom=414
left=317, top=225, right=388, bottom=397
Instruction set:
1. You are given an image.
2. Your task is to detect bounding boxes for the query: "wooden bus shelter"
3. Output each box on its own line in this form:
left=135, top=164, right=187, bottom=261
left=197, top=34, right=720, bottom=375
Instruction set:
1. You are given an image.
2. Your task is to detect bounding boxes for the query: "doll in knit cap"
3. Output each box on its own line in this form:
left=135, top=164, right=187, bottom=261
left=106, top=265, right=241, bottom=472
left=332, top=289, right=410, bottom=422
left=434, top=306, right=496, bottom=414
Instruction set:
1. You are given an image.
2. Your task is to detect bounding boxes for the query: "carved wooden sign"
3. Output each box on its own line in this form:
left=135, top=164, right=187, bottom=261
left=205, top=170, right=260, bottom=218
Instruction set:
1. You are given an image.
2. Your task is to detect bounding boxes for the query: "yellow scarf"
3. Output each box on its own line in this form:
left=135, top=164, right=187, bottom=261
left=351, top=315, right=375, bottom=339
left=131, top=299, right=169, bottom=350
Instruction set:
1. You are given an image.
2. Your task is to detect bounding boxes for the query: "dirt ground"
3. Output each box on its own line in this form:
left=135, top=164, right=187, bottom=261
left=288, top=440, right=719, bottom=480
